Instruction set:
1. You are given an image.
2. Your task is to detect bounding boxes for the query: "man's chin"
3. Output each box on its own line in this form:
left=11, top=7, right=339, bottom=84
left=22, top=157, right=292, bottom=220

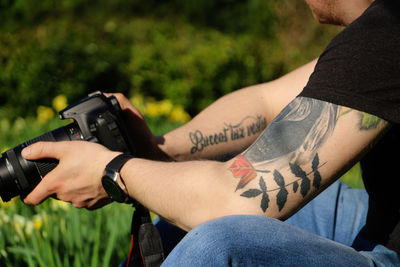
left=312, top=11, right=344, bottom=26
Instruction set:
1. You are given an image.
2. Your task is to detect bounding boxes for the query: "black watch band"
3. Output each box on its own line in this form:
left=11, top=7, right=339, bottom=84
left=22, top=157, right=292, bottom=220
left=102, top=153, right=134, bottom=203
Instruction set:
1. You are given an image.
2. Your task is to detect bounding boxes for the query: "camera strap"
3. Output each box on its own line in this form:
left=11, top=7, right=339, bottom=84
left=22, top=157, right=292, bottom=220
left=127, top=205, right=165, bottom=267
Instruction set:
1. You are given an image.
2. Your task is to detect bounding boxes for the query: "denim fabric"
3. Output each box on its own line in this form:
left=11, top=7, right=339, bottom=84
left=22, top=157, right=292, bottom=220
left=161, top=181, right=400, bottom=266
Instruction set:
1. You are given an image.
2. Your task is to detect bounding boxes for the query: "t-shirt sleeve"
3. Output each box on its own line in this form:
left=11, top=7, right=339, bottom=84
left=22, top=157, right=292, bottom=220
left=299, top=0, right=400, bottom=123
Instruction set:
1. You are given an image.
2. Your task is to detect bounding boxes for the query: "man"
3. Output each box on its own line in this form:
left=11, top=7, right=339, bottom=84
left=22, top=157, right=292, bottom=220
left=22, top=0, right=400, bottom=265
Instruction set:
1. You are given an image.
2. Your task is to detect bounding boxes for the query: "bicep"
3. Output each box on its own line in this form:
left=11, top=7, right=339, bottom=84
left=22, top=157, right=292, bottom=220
left=251, top=58, right=319, bottom=123
left=163, top=59, right=318, bottom=161
left=225, top=96, right=390, bottom=219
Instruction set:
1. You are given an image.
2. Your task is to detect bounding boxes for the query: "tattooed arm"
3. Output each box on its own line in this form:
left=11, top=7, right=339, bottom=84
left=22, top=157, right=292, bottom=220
left=115, top=97, right=389, bottom=229
left=226, top=97, right=390, bottom=219
left=23, top=96, right=390, bottom=231
left=112, top=59, right=317, bottom=162
left=161, top=60, right=317, bottom=161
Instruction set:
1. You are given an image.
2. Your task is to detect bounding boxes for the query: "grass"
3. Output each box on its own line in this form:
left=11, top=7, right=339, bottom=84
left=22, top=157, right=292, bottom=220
left=0, top=199, right=133, bottom=266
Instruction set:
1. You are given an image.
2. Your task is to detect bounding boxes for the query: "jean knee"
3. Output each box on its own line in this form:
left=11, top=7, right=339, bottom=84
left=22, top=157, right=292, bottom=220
left=183, top=215, right=283, bottom=250
left=163, top=215, right=283, bottom=266
left=179, top=216, right=239, bottom=253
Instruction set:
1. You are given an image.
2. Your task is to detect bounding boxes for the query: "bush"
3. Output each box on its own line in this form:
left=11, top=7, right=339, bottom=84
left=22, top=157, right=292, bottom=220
left=0, top=17, right=132, bottom=120
left=0, top=15, right=281, bottom=119
left=127, top=19, right=286, bottom=115
left=0, top=0, right=340, bottom=120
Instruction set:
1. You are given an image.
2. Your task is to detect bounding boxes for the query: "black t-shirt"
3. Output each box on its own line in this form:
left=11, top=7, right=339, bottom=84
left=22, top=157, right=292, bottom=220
left=299, top=0, right=400, bottom=252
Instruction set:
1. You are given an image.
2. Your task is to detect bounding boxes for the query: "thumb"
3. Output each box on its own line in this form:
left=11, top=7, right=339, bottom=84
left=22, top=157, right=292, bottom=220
left=21, top=141, right=64, bottom=160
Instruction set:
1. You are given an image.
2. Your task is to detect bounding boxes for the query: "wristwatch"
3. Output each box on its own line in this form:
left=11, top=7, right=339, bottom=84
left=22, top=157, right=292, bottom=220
left=102, top=153, right=134, bottom=203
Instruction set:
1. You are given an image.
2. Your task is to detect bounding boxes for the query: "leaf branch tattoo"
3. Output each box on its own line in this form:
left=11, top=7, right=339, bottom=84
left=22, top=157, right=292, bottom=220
left=235, top=154, right=324, bottom=212
left=228, top=97, right=337, bottom=213
left=227, top=97, right=384, bottom=213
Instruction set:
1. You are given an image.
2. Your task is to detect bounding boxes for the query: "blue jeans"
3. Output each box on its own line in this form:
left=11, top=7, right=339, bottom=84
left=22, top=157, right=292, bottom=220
left=161, top=181, right=400, bottom=266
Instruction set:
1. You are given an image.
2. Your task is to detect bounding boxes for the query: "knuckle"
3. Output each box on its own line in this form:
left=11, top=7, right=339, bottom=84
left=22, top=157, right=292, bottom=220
left=47, top=181, right=61, bottom=195
left=114, top=92, right=123, bottom=98
left=34, top=141, right=48, bottom=156
left=72, top=202, right=84, bottom=209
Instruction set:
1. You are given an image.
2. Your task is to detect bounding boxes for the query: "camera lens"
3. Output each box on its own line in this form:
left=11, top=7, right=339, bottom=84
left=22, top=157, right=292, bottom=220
left=0, top=123, right=83, bottom=202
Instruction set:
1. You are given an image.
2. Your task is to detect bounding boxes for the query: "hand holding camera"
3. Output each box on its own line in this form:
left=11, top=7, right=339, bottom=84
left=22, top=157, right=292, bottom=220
left=22, top=140, right=121, bottom=209
left=0, top=91, right=137, bottom=207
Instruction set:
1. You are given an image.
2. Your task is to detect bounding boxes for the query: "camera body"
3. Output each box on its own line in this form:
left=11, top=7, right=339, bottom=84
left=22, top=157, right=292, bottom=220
left=0, top=91, right=135, bottom=202
left=59, top=91, right=133, bottom=151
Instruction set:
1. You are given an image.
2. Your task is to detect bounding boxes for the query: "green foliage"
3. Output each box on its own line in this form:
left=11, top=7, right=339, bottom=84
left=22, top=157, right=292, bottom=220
left=0, top=198, right=133, bottom=266
left=128, top=19, right=283, bottom=114
left=0, top=0, right=340, bottom=120
left=0, top=17, right=132, bottom=120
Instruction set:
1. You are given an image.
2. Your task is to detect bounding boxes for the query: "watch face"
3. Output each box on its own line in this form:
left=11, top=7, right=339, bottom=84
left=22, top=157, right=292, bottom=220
left=102, top=174, right=125, bottom=203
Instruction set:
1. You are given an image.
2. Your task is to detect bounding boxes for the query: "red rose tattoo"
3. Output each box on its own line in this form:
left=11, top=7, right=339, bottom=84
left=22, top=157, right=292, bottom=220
left=229, top=155, right=258, bottom=191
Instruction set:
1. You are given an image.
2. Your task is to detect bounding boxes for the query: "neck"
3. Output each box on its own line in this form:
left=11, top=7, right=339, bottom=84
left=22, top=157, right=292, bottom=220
left=340, top=0, right=374, bottom=26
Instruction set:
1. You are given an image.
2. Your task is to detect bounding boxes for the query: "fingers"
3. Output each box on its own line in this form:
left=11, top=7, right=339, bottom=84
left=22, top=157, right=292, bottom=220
left=23, top=167, right=111, bottom=208
left=21, top=141, right=66, bottom=161
left=103, top=92, right=129, bottom=109
left=21, top=140, right=114, bottom=208
left=23, top=170, right=58, bottom=205
left=104, top=92, right=144, bottom=119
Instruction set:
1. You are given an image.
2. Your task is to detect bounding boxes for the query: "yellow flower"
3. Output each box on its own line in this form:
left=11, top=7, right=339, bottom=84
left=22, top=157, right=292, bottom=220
left=129, top=94, right=146, bottom=111
left=33, top=216, right=43, bottom=230
left=145, top=102, right=163, bottom=117
left=169, top=106, right=191, bottom=123
left=129, top=94, right=190, bottom=123
left=37, top=106, right=55, bottom=124
left=52, top=95, right=68, bottom=112
left=158, top=99, right=173, bottom=115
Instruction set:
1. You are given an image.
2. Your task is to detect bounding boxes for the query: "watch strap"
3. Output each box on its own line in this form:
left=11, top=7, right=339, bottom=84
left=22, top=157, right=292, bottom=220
left=106, top=153, right=134, bottom=173
left=104, top=153, right=134, bottom=203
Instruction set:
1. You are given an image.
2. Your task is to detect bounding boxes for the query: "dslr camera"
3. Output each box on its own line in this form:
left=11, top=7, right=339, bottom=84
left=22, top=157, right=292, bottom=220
left=0, top=91, right=135, bottom=202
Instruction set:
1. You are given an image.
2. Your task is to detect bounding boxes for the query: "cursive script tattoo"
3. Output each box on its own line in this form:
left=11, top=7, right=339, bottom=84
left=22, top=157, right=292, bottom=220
left=189, top=115, right=267, bottom=154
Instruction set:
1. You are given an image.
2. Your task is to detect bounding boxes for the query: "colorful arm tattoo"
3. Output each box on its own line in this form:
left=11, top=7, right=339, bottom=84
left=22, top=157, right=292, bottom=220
left=228, top=97, right=385, bottom=213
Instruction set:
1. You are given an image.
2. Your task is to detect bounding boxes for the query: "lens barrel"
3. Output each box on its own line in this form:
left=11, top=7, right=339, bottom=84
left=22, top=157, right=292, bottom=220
left=0, top=123, right=83, bottom=201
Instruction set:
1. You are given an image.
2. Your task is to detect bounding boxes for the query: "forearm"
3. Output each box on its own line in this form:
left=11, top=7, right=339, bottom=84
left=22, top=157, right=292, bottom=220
left=121, top=158, right=237, bottom=231
left=160, top=87, right=270, bottom=162
left=159, top=59, right=318, bottom=162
